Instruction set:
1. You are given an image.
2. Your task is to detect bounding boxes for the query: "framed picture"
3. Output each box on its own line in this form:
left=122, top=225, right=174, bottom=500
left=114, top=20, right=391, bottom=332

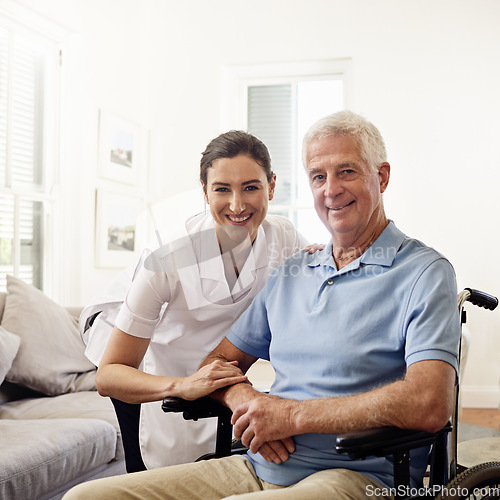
left=95, top=189, right=144, bottom=268
left=98, top=109, right=140, bottom=184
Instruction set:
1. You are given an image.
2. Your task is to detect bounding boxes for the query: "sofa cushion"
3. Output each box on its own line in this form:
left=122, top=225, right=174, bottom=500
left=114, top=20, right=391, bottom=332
left=0, top=292, right=6, bottom=322
left=0, top=326, right=20, bottom=384
left=2, top=275, right=96, bottom=395
left=0, top=390, right=124, bottom=460
left=0, top=418, right=117, bottom=500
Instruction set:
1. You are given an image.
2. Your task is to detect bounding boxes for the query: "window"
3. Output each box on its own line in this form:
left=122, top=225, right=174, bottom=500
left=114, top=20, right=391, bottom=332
left=221, top=60, right=351, bottom=242
left=0, top=19, right=60, bottom=292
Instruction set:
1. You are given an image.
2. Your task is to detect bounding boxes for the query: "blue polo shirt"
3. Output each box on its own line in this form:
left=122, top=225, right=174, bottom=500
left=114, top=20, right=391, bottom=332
left=226, top=221, right=460, bottom=489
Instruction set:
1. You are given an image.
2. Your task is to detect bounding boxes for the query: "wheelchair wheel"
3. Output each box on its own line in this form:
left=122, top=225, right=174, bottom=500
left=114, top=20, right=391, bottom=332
left=436, top=461, right=500, bottom=499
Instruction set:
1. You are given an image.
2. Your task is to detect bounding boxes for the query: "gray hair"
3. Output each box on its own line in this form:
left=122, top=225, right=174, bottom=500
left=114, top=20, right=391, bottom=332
left=302, top=110, right=387, bottom=172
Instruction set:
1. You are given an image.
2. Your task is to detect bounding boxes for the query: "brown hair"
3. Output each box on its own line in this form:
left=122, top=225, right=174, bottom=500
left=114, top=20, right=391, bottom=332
left=200, top=130, right=273, bottom=191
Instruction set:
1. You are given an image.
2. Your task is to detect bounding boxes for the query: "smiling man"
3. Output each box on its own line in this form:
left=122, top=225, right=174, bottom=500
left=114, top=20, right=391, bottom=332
left=64, top=111, right=461, bottom=500
left=306, top=132, right=390, bottom=268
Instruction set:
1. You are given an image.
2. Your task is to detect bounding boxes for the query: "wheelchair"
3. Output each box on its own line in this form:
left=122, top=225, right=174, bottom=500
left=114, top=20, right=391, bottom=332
left=163, top=288, right=500, bottom=499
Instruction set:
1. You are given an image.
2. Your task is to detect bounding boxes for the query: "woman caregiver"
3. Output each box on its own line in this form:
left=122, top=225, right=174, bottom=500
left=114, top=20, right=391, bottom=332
left=81, top=131, right=310, bottom=472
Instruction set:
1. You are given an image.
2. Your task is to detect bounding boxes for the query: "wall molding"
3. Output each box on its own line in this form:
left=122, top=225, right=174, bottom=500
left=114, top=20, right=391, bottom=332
left=0, top=0, right=73, bottom=41
left=461, top=385, right=500, bottom=409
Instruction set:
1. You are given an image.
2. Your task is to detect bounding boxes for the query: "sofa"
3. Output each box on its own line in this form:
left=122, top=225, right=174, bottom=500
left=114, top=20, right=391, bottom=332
left=0, top=275, right=126, bottom=500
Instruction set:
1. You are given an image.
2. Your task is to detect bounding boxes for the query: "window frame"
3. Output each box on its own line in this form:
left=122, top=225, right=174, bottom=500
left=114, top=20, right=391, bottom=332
left=220, top=59, right=352, bottom=239
left=221, top=59, right=352, bottom=129
left=0, top=8, right=63, bottom=295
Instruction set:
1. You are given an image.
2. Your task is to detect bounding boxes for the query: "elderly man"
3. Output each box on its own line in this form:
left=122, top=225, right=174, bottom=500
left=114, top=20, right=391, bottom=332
left=64, top=111, right=460, bottom=499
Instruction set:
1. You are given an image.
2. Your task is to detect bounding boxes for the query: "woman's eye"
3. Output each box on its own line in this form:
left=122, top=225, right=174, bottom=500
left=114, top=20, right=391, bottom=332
left=214, top=187, right=229, bottom=192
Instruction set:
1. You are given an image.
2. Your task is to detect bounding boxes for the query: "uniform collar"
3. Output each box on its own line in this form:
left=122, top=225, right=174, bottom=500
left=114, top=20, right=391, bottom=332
left=187, top=213, right=268, bottom=283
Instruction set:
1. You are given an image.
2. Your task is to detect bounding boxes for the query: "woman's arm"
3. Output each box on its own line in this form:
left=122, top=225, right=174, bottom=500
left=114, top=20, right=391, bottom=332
left=96, top=327, right=248, bottom=404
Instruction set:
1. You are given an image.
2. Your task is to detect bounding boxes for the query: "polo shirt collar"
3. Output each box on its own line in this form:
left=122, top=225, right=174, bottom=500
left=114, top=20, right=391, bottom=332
left=360, top=221, right=405, bottom=266
left=308, top=220, right=405, bottom=270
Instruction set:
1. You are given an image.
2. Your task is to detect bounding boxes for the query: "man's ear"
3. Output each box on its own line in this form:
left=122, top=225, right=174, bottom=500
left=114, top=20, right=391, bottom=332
left=268, top=173, right=277, bottom=201
left=379, top=163, right=390, bottom=193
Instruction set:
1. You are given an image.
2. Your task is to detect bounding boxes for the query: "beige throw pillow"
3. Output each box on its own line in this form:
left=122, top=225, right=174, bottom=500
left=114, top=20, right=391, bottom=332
left=2, top=275, right=96, bottom=395
left=0, top=326, right=21, bottom=385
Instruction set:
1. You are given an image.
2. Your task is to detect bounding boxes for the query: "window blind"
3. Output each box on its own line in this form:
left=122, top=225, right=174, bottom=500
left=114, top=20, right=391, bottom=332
left=0, top=26, right=45, bottom=290
left=247, top=84, right=293, bottom=208
left=0, top=27, right=8, bottom=185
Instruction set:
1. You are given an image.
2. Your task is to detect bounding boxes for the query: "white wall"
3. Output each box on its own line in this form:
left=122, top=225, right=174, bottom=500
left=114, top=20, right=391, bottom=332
left=8, top=0, right=500, bottom=407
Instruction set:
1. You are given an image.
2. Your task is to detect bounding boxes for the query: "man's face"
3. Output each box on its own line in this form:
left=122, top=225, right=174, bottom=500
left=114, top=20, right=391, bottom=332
left=305, top=135, right=390, bottom=243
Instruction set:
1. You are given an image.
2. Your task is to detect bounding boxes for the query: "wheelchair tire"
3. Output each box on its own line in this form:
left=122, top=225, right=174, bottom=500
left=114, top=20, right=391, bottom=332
left=435, top=461, right=500, bottom=499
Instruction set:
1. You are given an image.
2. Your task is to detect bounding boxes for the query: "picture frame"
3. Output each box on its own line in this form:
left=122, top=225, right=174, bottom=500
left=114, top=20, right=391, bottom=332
left=95, top=189, right=144, bottom=268
left=98, top=109, right=140, bottom=184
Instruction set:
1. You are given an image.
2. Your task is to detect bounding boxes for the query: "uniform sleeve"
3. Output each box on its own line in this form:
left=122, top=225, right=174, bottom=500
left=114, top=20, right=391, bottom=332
left=294, top=229, right=310, bottom=251
left=271, top=215, right=310, bottom=258
left=114, top=248, right=172, bottom=339
left=403, top=258, right=461, bottom=373
left=79, top=255, right=139, bottom=338
left=285, top=218, right=309, bottom=252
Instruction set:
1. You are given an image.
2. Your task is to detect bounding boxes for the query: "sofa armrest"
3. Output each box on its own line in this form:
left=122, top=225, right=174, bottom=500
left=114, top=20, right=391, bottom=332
left=66, top=306, right=84, bottom=320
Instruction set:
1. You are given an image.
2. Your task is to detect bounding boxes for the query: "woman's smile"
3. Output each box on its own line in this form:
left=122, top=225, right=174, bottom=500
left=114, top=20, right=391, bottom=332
left=226, top=213, right=253, bottom=223
left=204, top=154, right=275, bottom=243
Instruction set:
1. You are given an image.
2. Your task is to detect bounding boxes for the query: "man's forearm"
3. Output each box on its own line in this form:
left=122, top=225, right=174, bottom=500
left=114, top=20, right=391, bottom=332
left=231, top=359, right=456, bottom=455
left=294, top=360, right=455, bottom=436
left=201, top=354, right=262, bottom=412
left=210, top=381, right=262, bottom=411
left=294, top=384, right=403, bottom=436
left=199, top=338, right=261, bottom=410
left=200, top=350, right=230, bottom=368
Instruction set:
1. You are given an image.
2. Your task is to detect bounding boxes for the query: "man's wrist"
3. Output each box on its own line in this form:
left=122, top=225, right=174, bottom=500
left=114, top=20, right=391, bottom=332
left=218, top=382, right=259, bottom=411
left=291, top=399, right=311, bottom=435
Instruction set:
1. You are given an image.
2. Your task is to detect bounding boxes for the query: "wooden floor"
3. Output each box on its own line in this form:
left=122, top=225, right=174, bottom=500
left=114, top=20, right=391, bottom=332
left=460, top=408, right=500, bottom=430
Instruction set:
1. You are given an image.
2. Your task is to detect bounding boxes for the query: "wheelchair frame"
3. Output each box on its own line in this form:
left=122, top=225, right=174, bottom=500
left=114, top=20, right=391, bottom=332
left=162, top=288, right=500, bottom=499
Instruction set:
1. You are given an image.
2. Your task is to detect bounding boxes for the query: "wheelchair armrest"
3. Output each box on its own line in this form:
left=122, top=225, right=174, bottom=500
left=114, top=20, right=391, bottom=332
left=335, top=423, right=452, bottom=460
left=163, top=396, right=236, bottom=458
left=162, top=396, right=231, bottom=421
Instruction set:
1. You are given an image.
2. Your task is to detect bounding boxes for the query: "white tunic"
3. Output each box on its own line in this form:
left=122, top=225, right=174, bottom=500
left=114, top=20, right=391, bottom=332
left=81, top=212, right=308, bottom=469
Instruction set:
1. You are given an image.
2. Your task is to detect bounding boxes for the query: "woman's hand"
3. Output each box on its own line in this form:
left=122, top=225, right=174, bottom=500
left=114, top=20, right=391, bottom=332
left=174, top=360, right=249, bottom=401
left=303, top=243, right=325, bottom=254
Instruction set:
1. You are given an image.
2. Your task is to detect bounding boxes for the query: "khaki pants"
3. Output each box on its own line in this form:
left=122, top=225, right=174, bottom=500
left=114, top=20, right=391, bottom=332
left=63, top=455, right=393, bottom=500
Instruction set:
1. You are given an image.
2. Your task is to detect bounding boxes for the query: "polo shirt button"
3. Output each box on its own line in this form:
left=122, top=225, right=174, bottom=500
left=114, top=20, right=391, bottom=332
left=327, top=279, right=334, bottom=285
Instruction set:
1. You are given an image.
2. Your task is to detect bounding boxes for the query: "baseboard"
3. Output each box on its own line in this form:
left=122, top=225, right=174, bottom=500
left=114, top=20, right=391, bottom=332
left=461, top=385, right=500, bottom=409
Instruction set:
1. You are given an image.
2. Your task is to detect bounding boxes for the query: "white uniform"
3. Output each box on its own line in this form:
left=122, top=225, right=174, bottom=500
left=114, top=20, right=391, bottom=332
left=81, top=212, right=308, bottom=469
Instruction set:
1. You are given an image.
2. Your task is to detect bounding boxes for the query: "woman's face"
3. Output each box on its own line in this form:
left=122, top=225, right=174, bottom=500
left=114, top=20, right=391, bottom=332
left=204, top=154, right=276, bottom=243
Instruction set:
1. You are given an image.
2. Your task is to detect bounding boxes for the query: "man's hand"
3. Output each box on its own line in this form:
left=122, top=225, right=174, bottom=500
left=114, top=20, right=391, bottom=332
left=231, top=394, right=299, bottom=463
